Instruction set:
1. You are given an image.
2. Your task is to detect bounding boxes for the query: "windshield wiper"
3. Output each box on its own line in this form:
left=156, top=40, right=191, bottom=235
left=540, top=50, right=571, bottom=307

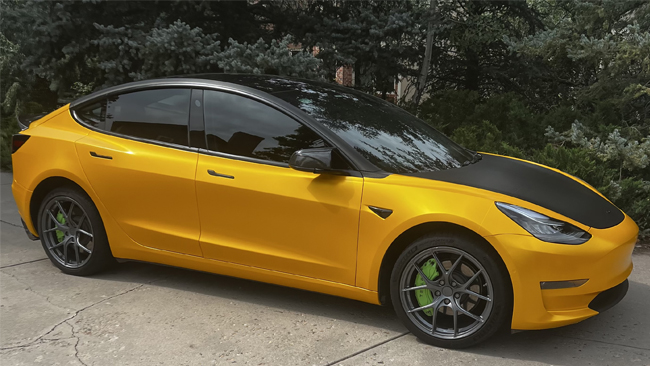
left=462, top=152, right=482, bottom=166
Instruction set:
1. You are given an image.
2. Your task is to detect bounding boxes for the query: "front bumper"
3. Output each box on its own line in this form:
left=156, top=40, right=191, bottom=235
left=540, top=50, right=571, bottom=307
left=588, top=279, right=629, bottom=313
left=485, top=214, right=638, bottom=330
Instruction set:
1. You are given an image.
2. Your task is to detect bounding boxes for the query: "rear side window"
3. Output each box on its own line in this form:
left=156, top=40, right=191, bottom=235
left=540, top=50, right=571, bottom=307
left=103, top=89, right=191, bottom=146
left=203, top=90, right=327, bottom=163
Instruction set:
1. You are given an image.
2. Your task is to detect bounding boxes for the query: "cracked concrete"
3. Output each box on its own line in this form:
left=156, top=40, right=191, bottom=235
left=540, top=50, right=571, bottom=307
left=1, top=171, right=649, bottom=365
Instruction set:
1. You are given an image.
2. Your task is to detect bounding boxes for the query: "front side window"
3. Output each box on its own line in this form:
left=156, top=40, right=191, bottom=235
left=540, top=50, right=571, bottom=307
left=251, top=78, right=474, bottom=174
left=203, top=90, right=327, bottom=164
left=104, top=89, right=191, bottom=146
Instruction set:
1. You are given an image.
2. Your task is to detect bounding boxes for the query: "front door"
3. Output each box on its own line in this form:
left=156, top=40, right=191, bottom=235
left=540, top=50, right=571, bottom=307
left=195, top=90, right=363, bottom=285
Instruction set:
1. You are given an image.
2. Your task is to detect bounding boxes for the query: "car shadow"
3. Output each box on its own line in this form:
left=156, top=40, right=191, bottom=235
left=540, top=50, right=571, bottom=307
left=92, top=260, right=406, bottom=333
left=86, top=258, right=650, bottom=365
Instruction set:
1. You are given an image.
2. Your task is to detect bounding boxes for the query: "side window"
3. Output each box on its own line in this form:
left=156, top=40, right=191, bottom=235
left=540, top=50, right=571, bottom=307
left=203, top=90, right=327, bottom=164
left=105, top=89, right=191, bottom=146
left=76, top=100, right=106, bottom=129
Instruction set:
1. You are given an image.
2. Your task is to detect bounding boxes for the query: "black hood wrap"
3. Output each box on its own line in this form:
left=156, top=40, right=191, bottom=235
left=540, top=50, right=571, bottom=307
left=405, top=154, right=624, bottom=229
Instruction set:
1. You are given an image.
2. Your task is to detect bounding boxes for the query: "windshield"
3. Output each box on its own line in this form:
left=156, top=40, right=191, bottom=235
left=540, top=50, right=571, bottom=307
left=269, top=81, right=473, bottom=174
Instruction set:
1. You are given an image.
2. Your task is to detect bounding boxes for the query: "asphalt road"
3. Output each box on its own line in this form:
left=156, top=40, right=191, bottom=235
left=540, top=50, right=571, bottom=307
left=1, top=171, right=649, bottom=366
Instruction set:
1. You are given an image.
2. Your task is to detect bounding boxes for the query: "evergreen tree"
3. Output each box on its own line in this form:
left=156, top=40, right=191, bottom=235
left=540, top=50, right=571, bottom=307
left=291, top=0, right=426, bottom=97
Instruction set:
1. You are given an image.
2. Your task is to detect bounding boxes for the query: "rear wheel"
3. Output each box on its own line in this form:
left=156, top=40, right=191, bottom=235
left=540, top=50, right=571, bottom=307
left=37, top=187, right=114, bottom=276
left=390, top=233, right=511, bottom=348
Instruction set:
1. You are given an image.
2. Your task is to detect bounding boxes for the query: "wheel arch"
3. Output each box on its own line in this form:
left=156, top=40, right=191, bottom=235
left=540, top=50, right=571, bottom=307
left=376, top=221, right=513, bottom=307
left=29, top=176, right=92, bottom=233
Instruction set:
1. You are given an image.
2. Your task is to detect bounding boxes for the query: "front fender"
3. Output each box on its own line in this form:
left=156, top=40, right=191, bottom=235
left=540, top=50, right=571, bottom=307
left=356, top=175, right=499, bottom=291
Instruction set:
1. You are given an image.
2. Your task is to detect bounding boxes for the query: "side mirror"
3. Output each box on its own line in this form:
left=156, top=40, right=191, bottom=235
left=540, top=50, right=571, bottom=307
left=289, top=147, right=343, bottom=174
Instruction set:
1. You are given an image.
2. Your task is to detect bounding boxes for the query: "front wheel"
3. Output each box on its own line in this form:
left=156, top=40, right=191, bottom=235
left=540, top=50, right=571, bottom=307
left=390, top=233, right=511, bottom=348
left=37, top=187, right=115, bottom=276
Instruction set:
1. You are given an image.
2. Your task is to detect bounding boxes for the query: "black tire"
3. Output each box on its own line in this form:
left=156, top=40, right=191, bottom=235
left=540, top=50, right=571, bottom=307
left=390, top=233, right=512, bottom=349
left=37, top=186, right=115, bottom=276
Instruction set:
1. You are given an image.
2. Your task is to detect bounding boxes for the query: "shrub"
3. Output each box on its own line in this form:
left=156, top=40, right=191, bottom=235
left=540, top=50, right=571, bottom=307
left=0, top=114, right=19, bottom=170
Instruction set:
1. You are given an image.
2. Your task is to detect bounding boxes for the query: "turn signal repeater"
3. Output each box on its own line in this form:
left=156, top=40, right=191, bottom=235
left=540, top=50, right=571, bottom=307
left=11, top=134, right=30, bottom=153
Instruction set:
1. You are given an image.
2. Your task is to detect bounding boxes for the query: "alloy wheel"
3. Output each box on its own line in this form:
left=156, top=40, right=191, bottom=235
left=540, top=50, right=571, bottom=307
left=399, top=246, right=494, bottom=340
left=40, top=197, right=95, bottom=268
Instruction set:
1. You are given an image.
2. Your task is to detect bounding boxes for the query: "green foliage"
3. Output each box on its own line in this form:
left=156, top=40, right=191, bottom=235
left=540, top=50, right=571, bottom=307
left=419, top=90, right=544, bottom=149
left=604, top=179, right=650, bottom=238
left=447, top=121, right=526, bottom=159
left=430, top=0, right=544, bottom=94
left=0, top=114, right=19, bottom=170
left=531, top=145, right=612, bottom=185
left=93, top=20, right=222, bottom=85
left=546, top=123, right=650, bottom=178
left=93, top=22, right=322, bottom=86
left=508, top=0, right=650, bottom=132
left=218, top=36, right=323, bottom=78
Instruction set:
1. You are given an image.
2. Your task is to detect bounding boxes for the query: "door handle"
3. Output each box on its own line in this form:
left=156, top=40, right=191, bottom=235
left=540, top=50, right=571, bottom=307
left=207, top=169, right=234, bottom=179
left=90, top=151, right=113, bottom=160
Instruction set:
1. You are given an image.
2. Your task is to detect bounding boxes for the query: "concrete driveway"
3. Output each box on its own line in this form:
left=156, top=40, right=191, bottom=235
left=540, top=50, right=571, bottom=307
left=1, top=171, right=649, bottom=366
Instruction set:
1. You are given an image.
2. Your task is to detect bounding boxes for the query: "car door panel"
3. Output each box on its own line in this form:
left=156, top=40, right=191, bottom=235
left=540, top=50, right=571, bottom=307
left=76, top=132, right=202, bottom=256
left=196, top=153, right=363, bottom=285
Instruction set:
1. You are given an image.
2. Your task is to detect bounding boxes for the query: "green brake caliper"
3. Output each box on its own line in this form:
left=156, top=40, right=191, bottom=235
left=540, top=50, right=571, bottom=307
left=414, top=259, right=440, bottom=316
left=55, top=212, right=66, bottom=243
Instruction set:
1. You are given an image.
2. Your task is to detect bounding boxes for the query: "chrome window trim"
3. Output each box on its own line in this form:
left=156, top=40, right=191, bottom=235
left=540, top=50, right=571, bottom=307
left=70, top=108, right=199, bottom=154
left=198, top=148, right=290, bottom=168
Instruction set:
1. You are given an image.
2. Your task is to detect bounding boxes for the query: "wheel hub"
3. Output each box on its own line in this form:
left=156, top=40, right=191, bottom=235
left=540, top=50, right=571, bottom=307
left=442, top=286, right=453, bottom=296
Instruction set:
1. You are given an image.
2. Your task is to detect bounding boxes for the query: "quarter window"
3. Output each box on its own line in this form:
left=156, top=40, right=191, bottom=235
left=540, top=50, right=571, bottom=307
left=76, top=101, right=106, bottom=128
left=203, top=90, right=327, bottom=163
left=104, top=89, right=191, bottom=146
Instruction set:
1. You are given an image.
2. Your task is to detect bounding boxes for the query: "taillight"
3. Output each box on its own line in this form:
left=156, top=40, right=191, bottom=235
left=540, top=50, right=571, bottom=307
left=11, top=134, right=30, bottom=153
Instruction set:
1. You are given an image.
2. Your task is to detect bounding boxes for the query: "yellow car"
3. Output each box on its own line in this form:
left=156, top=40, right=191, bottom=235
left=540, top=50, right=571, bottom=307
left=11, top=74, right=637, bottom=348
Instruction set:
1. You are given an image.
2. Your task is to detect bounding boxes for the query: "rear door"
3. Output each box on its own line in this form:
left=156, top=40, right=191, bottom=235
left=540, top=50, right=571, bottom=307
left=74, top=88, right=203, bottom=256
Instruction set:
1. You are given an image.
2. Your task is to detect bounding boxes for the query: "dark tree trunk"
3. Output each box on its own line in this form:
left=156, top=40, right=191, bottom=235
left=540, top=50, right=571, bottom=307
left=414, top=0, right=437, bottom=106
left=354, top=63, right=361, bottom=88
left=465, top=50, right=480, bottom=91
left=33, top=77, right=59, bottom=109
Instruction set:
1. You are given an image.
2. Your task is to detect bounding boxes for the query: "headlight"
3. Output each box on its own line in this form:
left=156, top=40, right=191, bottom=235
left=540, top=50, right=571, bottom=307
left=495, top=202, right=591, bottom=245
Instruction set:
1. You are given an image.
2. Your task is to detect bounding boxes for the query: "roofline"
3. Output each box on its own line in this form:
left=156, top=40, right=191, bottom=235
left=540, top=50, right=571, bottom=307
left=70, top=78, right=262, bottom=108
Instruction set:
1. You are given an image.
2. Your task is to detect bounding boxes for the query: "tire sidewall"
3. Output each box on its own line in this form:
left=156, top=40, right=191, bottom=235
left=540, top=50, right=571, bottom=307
left=390, top=233, right=511, bottom=349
